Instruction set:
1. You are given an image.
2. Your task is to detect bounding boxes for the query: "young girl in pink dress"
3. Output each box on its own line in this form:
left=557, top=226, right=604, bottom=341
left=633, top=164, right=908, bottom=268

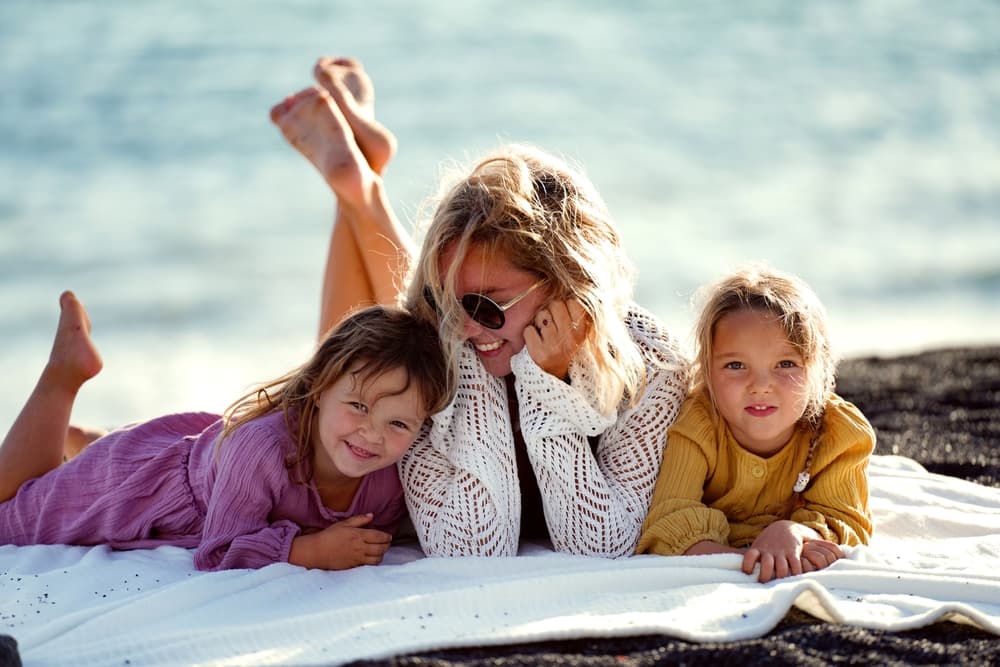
left=0, top=292, right=450, bottom=571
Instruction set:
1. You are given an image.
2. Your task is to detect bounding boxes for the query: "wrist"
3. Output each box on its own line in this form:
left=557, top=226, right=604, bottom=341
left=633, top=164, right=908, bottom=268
left=289, top=532, right=321, bottom=569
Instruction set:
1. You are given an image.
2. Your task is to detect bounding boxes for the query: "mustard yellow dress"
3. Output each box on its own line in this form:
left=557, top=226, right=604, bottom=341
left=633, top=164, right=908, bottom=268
left=637, top=388, right=875, bottom=556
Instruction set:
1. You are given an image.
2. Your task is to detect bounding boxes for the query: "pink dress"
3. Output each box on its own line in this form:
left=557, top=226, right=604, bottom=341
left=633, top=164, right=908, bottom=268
left=0, top=410, right=406, bottom=570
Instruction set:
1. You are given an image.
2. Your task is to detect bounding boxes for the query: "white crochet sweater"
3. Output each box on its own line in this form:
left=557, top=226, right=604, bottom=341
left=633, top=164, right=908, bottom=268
left=398, top=306, right=688, bottom=558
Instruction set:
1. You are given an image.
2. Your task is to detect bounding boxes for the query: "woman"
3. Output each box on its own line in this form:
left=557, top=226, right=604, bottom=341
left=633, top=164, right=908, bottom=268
left=274, top=57, right=690, bottom=558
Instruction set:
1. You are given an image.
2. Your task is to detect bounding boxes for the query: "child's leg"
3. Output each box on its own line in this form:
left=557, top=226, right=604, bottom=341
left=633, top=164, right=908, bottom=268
left=271, top=59, right=415, bottom=336
left=0, top=291, right=103, bottom=502
left=64, top=424, right=107, bottom=461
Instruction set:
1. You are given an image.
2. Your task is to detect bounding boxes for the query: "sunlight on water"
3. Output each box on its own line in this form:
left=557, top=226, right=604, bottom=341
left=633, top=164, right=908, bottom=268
left=1, top=0, right=997, bottom=429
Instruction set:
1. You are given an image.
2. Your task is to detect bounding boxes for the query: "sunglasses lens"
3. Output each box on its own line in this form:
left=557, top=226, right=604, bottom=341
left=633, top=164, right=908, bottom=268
left=461, top=294, right=504, bottom=329
left=422, top=286, right=438, bottom=312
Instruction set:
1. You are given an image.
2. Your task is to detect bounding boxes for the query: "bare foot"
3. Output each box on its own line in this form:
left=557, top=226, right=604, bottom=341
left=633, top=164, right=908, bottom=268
left=311, top=56, right=396, bottom=175
left=45, top=291, right=103, bottom=393
left=64, top=424, right=107, bottom=461
left=271, top=86, right=376, bottom=209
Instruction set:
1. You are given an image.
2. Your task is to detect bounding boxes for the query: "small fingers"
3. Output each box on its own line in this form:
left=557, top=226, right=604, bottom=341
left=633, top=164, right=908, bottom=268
left=772, top=554, right=791, bottom=580
left=363, top=529, right=392, bottom=545
left=757, top=553, right=776, bottom=583
left=801, top=541, right=844, bottom=571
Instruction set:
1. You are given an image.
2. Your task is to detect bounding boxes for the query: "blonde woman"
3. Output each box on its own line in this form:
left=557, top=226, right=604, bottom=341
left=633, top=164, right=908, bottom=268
left=272, top=57, right=688, bottom=558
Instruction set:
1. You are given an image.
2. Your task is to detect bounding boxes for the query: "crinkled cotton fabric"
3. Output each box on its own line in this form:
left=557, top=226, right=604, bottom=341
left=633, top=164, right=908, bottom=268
left=0, top=409, right=406, bottom=570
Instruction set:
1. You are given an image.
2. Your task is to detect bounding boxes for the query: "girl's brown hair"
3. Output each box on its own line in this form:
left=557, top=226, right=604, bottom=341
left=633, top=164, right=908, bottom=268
left=219, top=305, right=451, bottom=482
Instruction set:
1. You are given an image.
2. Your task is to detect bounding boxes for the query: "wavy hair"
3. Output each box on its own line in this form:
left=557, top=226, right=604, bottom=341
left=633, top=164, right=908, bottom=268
left=404, top=144, right=644, bottom=414
left=692, top=265, right=836, bottom=427
left=219, top=305, right=452, bottom=483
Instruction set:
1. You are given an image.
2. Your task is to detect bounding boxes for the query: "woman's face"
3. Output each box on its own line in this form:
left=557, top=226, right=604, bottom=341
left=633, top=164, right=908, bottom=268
left=438, top=241, right=549, bottom=377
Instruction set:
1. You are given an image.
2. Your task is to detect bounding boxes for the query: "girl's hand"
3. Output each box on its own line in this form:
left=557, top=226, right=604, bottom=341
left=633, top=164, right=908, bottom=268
left=523, top=298, right=589, bottom=380
left=742, top=520, right=817, bottom=583
left=289, top=513, right=392, bottom=570
left=799, top=538, right=845, bottom=573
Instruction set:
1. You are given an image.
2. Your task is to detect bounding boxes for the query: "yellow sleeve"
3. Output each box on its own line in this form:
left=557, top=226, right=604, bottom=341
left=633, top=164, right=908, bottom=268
left=791, top=398, right=875, bottom=545
left=637, top=400, right=729, bottom=556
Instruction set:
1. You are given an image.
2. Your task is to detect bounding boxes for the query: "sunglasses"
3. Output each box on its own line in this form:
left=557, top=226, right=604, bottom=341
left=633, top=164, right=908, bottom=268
left=424, top=279, right=545, bottom=330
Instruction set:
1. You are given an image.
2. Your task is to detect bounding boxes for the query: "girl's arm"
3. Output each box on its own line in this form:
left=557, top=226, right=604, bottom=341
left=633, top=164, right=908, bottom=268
left=195, top=422, right=307, bottom=571
left=517, top=308, right=690, bottom=557
left=791, top=400, right=876, bottom=546
left=637, top=414, right=732, bottom=557
left=397, top=345, right=522, bottom=556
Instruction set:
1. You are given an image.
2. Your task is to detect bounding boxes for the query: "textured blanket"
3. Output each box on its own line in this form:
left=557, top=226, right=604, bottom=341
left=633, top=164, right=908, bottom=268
left=3, top=454, right=998, bottom=667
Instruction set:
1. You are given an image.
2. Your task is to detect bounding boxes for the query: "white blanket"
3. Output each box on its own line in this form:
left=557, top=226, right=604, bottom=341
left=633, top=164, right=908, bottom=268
left=3, top=455, right=999, bottom=667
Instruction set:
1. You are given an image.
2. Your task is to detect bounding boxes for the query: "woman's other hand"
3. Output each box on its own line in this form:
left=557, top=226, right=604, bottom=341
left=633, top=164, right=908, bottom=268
left=524, top=298, right=589, bottom=380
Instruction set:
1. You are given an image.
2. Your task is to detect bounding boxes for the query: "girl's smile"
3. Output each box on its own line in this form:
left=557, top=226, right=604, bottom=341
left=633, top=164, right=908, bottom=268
left=709, top=309, right=810, bottom=457
left=312, top=365, right=428, bottom=486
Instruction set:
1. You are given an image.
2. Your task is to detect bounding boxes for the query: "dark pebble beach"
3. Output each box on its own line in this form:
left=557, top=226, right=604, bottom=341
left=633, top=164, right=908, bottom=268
left=348, top=346, right=1000, bottom=667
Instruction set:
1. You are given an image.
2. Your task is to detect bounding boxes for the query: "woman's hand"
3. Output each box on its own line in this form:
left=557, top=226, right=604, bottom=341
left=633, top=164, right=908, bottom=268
left=742, top=520, right=821, bottom=583
left=289, top=513, right=392, bottom=570
left=523, top=298, right=589, bottom=380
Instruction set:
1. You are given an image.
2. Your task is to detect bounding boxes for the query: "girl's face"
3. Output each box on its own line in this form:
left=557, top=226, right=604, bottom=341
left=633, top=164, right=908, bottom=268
left=312, top=365, right=427, bottom=484
left=709, top=308, right=810, bottom=457
left=438, top=241, right=549, bottom=377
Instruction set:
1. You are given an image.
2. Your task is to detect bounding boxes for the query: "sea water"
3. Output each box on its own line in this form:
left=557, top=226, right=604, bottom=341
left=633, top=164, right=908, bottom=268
left=1, top=0, right=998, bottom=430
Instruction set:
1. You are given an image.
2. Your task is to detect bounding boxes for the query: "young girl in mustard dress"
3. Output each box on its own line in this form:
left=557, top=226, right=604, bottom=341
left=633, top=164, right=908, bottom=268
left=638, top=266, right=874, bottom=583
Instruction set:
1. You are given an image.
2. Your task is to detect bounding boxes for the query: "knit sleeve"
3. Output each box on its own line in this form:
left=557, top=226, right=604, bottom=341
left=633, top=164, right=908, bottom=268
left=514, top=307, right=688, bottom=557
left=194, top=419, right=301, bottom=571
left=637, top=400, right=729, bottom=555
left=791, top=398, right=875, bottom=545
left=397, top=344, right=521, bottom=556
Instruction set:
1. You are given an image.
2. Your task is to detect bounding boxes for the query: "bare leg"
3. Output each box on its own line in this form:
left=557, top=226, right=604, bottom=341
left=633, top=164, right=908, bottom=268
left=64, top=424, right=107, bottom=461
left=271, top=58, right=415, bottom=336
left=0, top=291, right=103, bottom=502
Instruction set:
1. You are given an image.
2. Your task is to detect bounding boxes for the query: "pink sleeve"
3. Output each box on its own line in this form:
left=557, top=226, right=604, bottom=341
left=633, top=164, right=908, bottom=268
left=194, top=419, right=301, bottom=571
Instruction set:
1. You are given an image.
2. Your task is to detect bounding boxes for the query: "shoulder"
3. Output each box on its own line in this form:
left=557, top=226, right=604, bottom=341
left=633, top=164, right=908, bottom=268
left=820, top=395, right=876, bottom=453
left=669, top=389, right=719, bottom=447
left=217, top=410, right=296, bottom=469
left=623, top=304, right=689, bottom=368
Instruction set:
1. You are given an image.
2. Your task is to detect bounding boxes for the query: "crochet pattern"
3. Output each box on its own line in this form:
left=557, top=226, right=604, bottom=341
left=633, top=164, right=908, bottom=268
left=399, top=306, right=688, bottom=557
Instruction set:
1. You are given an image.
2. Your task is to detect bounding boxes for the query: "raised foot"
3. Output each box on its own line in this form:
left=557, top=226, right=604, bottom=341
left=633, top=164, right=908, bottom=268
left=312, top=56, right=396, bottom=175
left=271, top=86, right=376, bottom=209
left=45, top=290, right=103, bottom=393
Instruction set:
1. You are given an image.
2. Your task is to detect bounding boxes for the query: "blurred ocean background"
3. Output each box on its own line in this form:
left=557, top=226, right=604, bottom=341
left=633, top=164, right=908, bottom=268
left=1, top=0, right=998, bottom=430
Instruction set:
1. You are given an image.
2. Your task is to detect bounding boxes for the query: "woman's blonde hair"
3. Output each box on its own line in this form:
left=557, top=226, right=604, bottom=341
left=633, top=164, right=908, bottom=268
left=404, top=144, right=644, bottom=414
left=693, top=265, right=836, bottom=427
left=219, top=305, right=452, bottom=482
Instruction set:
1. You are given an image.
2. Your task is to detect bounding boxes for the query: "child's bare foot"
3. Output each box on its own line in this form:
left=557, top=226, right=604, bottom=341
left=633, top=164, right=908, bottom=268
left=271, top=87, right=375, bottom=209
left=44, top=291, right=103, bottom=394
left=63, top=424, right=107, bottom=461
left=312, top=56, right=396, bottom=175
